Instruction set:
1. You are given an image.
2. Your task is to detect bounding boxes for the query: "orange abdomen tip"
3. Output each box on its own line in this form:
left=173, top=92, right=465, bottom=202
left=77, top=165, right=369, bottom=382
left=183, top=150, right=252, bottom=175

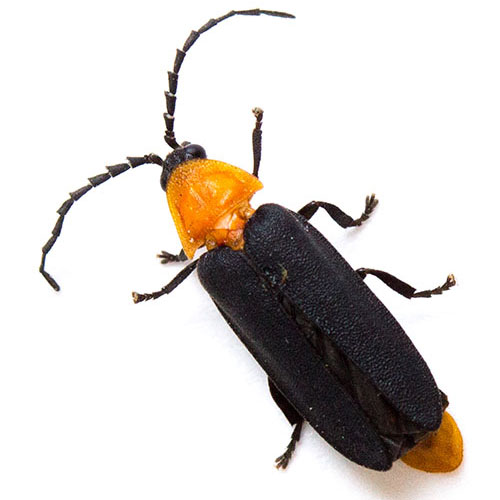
left=167, top=159, right=263, bottom=258
left=401, top=411, right=463, bottom=472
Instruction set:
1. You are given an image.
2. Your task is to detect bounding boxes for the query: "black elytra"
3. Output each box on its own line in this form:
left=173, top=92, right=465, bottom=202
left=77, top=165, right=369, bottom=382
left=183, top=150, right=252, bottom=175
left=40, top=9, right=457, bottom=472
left=198, top=204, right=448, bottom=470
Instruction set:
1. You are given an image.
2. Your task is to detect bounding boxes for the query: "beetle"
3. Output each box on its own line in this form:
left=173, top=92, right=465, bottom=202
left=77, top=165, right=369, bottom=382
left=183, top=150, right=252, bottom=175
left=40, top=8, right=463, bottom=473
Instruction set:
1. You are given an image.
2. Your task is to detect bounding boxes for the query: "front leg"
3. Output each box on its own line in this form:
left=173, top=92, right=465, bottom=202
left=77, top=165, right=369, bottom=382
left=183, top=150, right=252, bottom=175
left=298, top=194, right=378, bottom=229
left=157, top=249, right=188, bottom=264
left=252, top=107, right=264, bottom=178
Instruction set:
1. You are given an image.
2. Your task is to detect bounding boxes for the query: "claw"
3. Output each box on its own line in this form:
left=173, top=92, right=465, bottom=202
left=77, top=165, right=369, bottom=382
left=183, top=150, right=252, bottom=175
left=157, top=251, right=176, bottom=264
left=365, top=194, right=378, bottom=214
left=275, top=453, right=290, bottom=470
left=156, top=249, right=188, bottom=265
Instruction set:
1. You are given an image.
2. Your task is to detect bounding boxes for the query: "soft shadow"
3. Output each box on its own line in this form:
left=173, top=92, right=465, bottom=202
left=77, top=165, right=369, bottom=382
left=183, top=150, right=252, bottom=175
left=308, top=430, right=464, bottom=499
left=343, top=458, right=464, bottom=499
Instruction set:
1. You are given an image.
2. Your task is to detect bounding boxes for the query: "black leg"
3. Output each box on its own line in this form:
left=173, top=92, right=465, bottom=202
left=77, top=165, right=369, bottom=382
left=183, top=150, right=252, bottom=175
left=132, top=260, right=198, bottom=303
left=298, top=194, right=378, bottom=229
left=275, top=421, right=303, bottom=470
left=268, top=379, right=304, bottom=469
left=163, top=9, right=294, bottom=149
left=357, top=268, right=456, bottom=299
left=40, top=154, right=164, bottom=291
left=157, top=249, right=188, bottom=264
left=252, top=107, right=263, bottom=178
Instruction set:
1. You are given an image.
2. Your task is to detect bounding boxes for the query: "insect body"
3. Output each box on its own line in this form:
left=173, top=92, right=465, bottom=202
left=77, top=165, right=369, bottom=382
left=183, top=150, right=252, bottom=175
left=41, top=9, right=463, bottom=472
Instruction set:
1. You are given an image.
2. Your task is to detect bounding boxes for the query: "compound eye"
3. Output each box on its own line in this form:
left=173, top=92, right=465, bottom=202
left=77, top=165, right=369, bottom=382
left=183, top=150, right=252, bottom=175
left=184, top=144, right=207, bottom=160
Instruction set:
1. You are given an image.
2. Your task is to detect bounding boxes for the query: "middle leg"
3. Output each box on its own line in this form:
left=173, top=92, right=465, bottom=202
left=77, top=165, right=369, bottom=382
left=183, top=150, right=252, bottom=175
left=132, top=259, right=198, bottom=303
left=298, top=194, right=378, bottom=229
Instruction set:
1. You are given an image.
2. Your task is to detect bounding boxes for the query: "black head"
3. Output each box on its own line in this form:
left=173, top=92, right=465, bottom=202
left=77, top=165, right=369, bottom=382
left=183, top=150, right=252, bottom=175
left=160, top=143, right=207, bottom=191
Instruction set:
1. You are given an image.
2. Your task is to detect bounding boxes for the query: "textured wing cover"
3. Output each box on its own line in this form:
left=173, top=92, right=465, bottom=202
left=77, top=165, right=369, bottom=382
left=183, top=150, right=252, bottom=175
left=198, top=247, right=393, bottom=470
left=243, top=204, right=443, bottom=431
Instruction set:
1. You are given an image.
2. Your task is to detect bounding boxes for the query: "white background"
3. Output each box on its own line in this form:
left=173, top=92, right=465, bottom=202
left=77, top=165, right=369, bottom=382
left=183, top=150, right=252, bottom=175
left=1, top=1, right=499, bottom=499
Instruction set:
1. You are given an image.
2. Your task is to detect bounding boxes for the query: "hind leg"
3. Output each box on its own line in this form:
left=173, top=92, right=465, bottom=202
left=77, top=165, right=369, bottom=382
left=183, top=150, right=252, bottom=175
left=268, top=379, right=304, bottom=469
